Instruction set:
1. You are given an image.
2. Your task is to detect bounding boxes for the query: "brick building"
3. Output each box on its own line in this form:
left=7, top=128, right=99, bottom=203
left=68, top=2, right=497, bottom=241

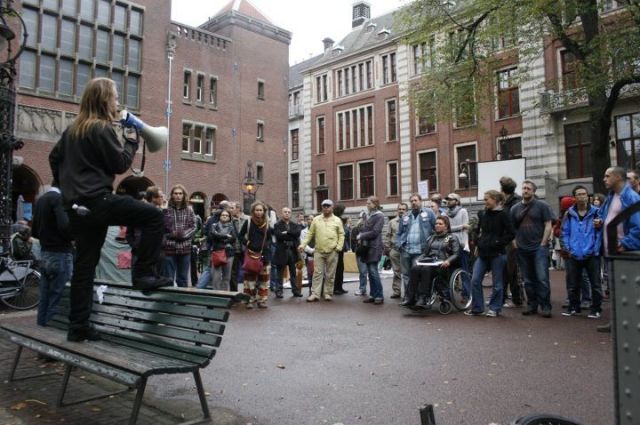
left=11, top=0, right=290, bottom=220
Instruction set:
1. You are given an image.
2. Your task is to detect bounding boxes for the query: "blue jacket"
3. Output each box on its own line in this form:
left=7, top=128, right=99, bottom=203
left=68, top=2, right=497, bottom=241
left=599, top=183, right=640, bottom=251
left=395, top=208, right=436, bottom=252
left=561, top=205, right=601, bottom=260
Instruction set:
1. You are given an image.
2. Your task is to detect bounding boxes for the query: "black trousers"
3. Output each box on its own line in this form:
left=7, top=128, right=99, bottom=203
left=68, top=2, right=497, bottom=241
left=230, top=251, right=244, bottom=291
left=275, top=249, right=299, bottom=294
left=334, top=251, right=345, bottom=292
left=68, top=194, right=163, bottom=331
left=405, top=266, right=436, bottom=302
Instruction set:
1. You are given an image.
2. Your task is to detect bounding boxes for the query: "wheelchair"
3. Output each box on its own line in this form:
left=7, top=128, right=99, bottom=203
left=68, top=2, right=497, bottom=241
left=409, top=260, right=472, bottom=314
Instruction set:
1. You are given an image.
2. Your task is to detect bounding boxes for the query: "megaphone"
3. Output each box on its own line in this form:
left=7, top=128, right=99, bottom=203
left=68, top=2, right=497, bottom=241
left=120, top=110, right=168, bottom=153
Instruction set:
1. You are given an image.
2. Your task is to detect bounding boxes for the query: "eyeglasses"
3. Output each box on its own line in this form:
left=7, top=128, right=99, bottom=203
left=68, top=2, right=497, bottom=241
left=322, top=205, right=331, bottom=208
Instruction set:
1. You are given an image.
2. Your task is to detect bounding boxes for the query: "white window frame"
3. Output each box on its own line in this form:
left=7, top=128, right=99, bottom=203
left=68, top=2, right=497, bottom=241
left=317, top=171, right=326, bottom=187
left=257, top=78, right=265, bottom=100
left=256, top=162, right=264, bottom=183
left=209, top=75, right=218, bottom=106
left=257, top=120, right=265, bottom=142
left=385, top=98, right=398, bottom=142
left=183, top=69, right=192, bottom=100
left=416, top=148, right=439, bottom=193
left=454, top=141, right=478, bottom=190
left=205, top=126, right=216, bottom=157
left=316, top=116, right=326, bottom=154
left=494, top=65, right=520, bottom=120
left=357, top=159, right=375, bottom=199
left=387, top=160, right=399, bottom=197
left=196, top=73, right=204, bottom=103
left=416, top=112, right=437, bottom=135
left=335, top=103, right=374, bottom=151
left=337, top=163, right=355, bottom=201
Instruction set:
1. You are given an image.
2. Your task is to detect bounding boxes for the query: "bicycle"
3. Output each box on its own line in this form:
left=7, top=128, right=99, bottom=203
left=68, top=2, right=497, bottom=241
left=0, top=256, right=41, bottom=310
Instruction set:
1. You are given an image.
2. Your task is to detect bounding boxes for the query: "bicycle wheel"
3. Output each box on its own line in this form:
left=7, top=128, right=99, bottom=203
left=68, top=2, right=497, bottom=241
left=1, top=271, right=40, bottom=310
left=511, top=413, right=584, bottom=425
left=449, top=268, right=472, bottom=311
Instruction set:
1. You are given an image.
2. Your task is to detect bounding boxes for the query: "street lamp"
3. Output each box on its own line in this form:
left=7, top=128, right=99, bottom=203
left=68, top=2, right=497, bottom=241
left=241, top=160, right=258, bottom=213
left=0, top=0, right=27, bottom=254
left=458, top=158, right=471, bottom=190
left=496, top=125, right=509, bottom=160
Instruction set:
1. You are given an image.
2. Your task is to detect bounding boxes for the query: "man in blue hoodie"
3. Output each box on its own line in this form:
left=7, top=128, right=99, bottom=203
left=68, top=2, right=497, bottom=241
left=600, top=166, right=640, bottom=254
left=560, top=185, right=603, bottom=319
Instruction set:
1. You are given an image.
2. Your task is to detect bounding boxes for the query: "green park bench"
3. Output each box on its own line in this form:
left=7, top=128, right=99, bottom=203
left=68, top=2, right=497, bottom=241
left=0, top=281, right=247, bottom=425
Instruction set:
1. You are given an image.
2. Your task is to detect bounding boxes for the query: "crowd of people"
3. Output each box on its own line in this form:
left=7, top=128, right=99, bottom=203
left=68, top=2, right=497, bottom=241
left=11, top=76, right=640, bottom=343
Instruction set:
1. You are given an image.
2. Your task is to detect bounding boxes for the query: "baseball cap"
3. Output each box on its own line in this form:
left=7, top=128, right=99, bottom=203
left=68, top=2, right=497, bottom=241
left=445, top=193, right=461, bottom=202
left=321, top=199, right=333, bottom=207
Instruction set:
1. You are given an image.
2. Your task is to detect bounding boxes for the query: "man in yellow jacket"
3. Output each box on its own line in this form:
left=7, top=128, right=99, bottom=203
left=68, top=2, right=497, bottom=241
left=299, top=199, right=345, bottom=302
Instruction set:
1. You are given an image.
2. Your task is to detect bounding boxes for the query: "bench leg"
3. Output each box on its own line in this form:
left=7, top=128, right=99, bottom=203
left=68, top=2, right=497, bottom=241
left=129, top=376, right=147, bottom=425
left=56, top=364, right=72, bottom=407
left=193, top=369, right=211, bottom=419
left=8, top=346, right=23, bottom=381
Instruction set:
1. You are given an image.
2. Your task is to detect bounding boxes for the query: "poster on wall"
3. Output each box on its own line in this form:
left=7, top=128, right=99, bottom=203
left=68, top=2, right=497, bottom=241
left=417, top=180, right=429, bottom=199
left=476, top=158, right=527, bottom=201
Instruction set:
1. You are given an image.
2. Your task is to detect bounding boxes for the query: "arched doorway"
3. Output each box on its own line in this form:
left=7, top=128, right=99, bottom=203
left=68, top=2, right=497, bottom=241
left=116, top=176, right=155, bottom=199
left=189, top=192, right=207, bottom=220
left=12, top=165, right=41, bottom=222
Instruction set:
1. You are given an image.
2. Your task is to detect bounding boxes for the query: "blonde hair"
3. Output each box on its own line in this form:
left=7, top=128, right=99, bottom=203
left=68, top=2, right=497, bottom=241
left=68, top=78, right=119, bottom=139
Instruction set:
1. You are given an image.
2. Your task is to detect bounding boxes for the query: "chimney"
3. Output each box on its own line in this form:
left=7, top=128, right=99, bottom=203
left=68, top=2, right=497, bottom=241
left=352, top=1, right=371, bottom=28
left=322, top=37, right=334, bottom=52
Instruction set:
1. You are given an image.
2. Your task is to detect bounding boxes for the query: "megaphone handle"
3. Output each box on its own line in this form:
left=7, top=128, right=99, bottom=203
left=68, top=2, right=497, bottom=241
left=124, top=126, right=146, bottom=176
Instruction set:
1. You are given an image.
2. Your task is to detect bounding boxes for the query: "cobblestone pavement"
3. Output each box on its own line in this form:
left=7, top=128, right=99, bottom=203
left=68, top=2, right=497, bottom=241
left=0, top=271, right=614, bottom=425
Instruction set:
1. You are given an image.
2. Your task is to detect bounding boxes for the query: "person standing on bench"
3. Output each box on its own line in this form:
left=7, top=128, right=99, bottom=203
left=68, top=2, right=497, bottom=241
left=49, top=78, right=171, bottom=342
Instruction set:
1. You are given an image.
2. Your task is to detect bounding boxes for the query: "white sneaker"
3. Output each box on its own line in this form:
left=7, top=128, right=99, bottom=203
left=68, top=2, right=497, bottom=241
left=587, top=312, right=601, bottom=319
left=306, top=294, right=319, bottom=302
left=503, top=301, right=515, bottom=308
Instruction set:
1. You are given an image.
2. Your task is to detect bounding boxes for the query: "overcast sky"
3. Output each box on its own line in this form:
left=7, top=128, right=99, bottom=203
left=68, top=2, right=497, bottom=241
left=170, top=0, right=406, bottom=64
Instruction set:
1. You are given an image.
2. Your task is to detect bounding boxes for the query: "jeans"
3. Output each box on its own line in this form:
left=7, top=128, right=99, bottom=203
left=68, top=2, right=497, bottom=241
left=68, top=193, right=164, bottom=332
left=459, top=250, right=471, bottom=298
left=470, top=254, right=507, bottom=313
left=366, top=261, right=383, bottom=299
left=502, top=243, right=523, bottom=305
left=37, top=250, right=73, bottom=326
left=517, top=246, right=551, bottom=312
left=566, top=256, right=602, bottom=313
left=356, top=255, right=368, bottom=293
left=229, top=252, right=244, bottom=291
left=163, top=254, right=191, bottom=287
left=212, top=258, right=233, bottom=291
left=196, top=265, right=211, bottom=289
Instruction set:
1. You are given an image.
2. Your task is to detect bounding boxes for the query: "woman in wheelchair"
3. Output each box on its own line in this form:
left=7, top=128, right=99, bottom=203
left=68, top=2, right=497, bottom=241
left=400, top=215, right=460, bottom=309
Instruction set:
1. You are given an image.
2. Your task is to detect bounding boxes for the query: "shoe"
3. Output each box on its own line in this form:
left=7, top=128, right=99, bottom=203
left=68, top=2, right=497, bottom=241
left=464, top=310, right=483, bottom=316
left=399, top=300, right=415, bottom=307
left=503, top=301, right=515, bottom=308
left=587, top=311, right=601, bottom=319
left=363, top=297, right=375, bottom=303
left=541, top=309, right=552, bottom=318
left=275, top=291, right=283, bottom=299
left=390, top=294, right=401, bottom=299
left=245, top=302, right=254, bottom=309
left=486, top=310, right=498, bottom=317
left=132, top=275, right=172, bottom=290
left=257, top=302, right=268, bottom=309
left=324, top=294, right=333, bottom=301
left=354, top=290, right=367, bottom=296
left=597, top=322, right=611, bottom=333
left=374, top=298, right=384, bottom=305
left=292, top=291, right=303, bottom=297
left=415, top=296, right=428, bottom=308
left=67, top=326, right=101, bottom=342
left=307, top=294, right=319, bottom=302
left=333, top=289, right=348, bottom=295
left=562, top=309, right=579, bottom=317
left=522, top=309, right=537, bottom=316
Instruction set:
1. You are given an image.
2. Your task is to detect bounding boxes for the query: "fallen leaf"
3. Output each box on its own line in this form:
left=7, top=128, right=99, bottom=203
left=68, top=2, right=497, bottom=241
left=205, top=392, right=211, bottom=396
left=91, top=407, right=101, bottom=412
left=10, top=402, right=27, bottom=411
left=276, top=363, right=286, bottom=369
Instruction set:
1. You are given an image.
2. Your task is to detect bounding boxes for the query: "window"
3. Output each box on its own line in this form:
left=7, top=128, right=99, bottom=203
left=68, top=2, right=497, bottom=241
left=563, top=122, right=592, bottom=179
left=182, top=124, right=191, bottom=152
left=291, top=129, right=299, bottom=161
left=22, top=8, right=37, bottom=48
left=205, top=128, right=215, bottom=157
left=127, top=75, right=139, bottom=108
left=97, top=0, right=111, bottom=25
left=257, top=122, right=264, bottom=141
left=183, top=71, right=191, bottom=99
left=366, top=60, right=372, bottom=88
left=256, top=164, right=264, bottom=183
left=96, top=30, right=109, bottom=64
left=112, top=34, right=125, bottom=68
left=61, top=0, right=76, bottom=15
left=130, top=9, right=143, bottom=36
left=615, top=112, right=640, bottom=170
left=80, top=0, right=93, bottom=20
left=257, top=80, right=265, bottom=100
left=18, top=51, right=36, bottom=89
left=113, top=4, right=126, bottom=31
left=497, top=68, right=520, bottom=118
left=339, top=164, right=354, bottom=200
left=335, top=59, right=373, bottom=97
left=386, top=99, right=397, bottom=141
left=336, top=104, right=374, bottom=150
left=209, top=77, right=218, bottom=106
left=128, top=39, right=140, bottom=72
left=345, top=68, right=350, bottom=95
left=359, top=161, right=375, bottom=198
left=76, top=63, right=90, bottom=96
left=196, top=74, right=204, bottom=102
left=39, top=55, right=56, bottom=93
left=418, top=151, right=438, bottom=193
left=413, top=38, right=434, bottom=75
left=291, top=173, right=300, bottom=208
left=41, top=14, right=58, bottom=51
left=318, top=172, right=326, bottom=187
left=78, top=25, right=93, bottom=60
left=498, top=136, right=522, bottom=160
left=388, top=161, right=399, bottom=196
left=337, top=70, right=343, bottom=97
left=315, top=74, right=328, bottom=103
left=382, top=53, right=396, bottom=84
left=58, top=59, right=74, bottom=95
left=417, top=113, right=436, bottom=135
left=192, top=126, right=202, bottom=154
left=561, top=50, right=579, bottom=90
left=317, top=116, right=325, bottom=154
left=456, top=144, right=478, bottom=188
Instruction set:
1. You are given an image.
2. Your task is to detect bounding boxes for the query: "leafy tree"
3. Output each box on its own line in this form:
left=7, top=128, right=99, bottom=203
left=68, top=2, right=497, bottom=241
left=396, top=0, right=640, bottom=193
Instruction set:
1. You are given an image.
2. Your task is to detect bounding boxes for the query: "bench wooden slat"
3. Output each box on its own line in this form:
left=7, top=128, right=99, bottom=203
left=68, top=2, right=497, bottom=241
left=96, top=286, right=234, bottom=309
left=100, top=333, right=213, bottom=365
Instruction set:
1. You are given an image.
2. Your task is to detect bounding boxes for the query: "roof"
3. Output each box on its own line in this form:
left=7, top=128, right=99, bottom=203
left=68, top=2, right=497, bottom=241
left=289, top=54, right=324, bottom=89
left=213, top=0, right=275, bottom=26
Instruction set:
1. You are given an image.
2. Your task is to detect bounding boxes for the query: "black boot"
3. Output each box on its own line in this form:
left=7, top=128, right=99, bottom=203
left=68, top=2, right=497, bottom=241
left=415, top=295, right=428, bottom=309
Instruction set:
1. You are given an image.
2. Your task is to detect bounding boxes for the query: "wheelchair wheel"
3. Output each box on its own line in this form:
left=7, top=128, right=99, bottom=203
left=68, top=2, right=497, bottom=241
left=449, top=269, right=472, bottom=311
left=1, top=271, right=40, bottom=310
left=510, top=413, right=584, bottom=425
left=438, top=299, right=453, bottom=315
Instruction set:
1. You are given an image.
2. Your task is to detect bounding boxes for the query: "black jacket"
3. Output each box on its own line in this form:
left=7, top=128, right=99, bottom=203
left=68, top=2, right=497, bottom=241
left=475, top=208, right=515, bottom=257
left=31, top=189, right=72, bottom=252
left=239, top=219, right=272, bottom=263
left=272, top=220, right=301, bottom=266
left=49, top=124, right=137, bottom=206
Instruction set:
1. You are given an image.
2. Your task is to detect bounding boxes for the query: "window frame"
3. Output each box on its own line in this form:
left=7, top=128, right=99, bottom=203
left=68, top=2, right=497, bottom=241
left=454, top=142, right=479, bottom=189
left=338, top=163, right=355, bottom=201
left=417, top=149, right=438, bottom=194
left=385, top=98, right=398, bottom=142
left=358, top=160, right=375, bottom=199
left=256, top=121, right=265, bottom=142
left=317, top=116, right=326, bottom=154
left=496, top=67, right=520, bottom=119
left=387, top=161, right=399, bottom=197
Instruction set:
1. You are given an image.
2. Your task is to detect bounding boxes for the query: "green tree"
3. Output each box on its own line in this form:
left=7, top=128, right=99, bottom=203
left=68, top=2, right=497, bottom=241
left=397, top=0, right=640, bottom=193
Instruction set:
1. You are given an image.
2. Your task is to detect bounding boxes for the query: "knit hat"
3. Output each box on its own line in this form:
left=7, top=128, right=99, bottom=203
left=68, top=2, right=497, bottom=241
left=560, top=196, right=575, bottom=212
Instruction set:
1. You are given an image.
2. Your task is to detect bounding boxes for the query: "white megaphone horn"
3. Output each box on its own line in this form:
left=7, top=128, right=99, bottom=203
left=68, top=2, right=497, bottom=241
left=120, top=110, right=168, bottom=153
